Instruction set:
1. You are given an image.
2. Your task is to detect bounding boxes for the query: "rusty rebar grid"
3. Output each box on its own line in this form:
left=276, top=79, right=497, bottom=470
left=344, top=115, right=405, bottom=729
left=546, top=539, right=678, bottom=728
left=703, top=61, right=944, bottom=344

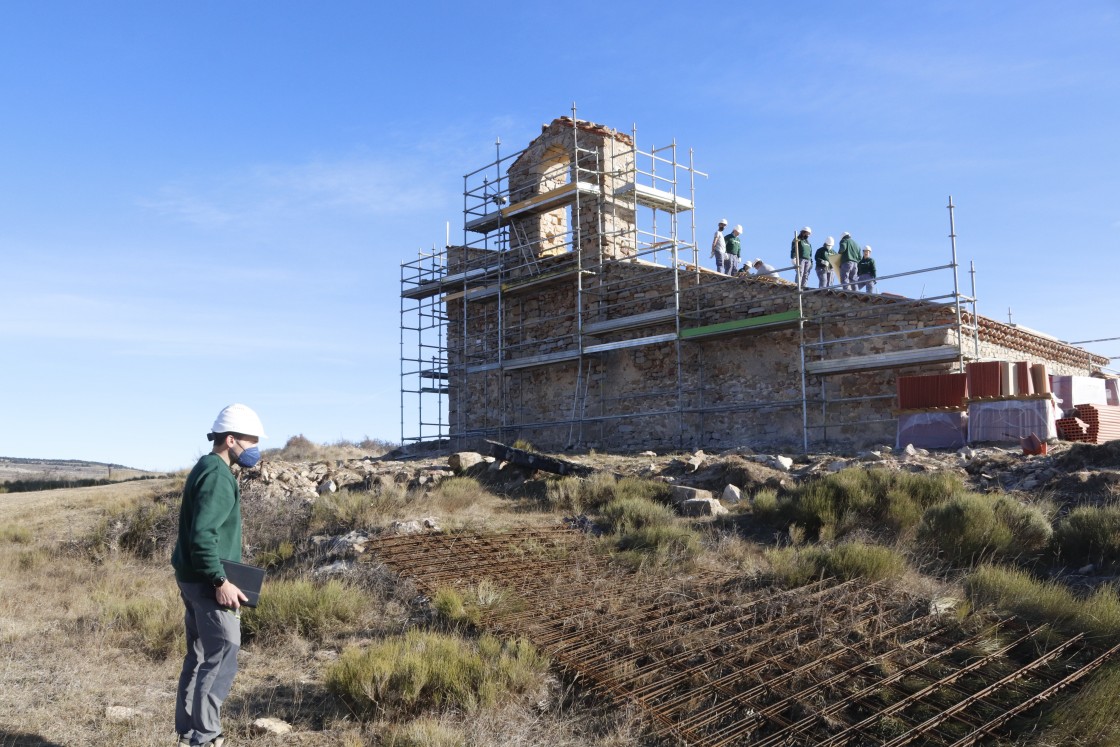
left=368, top=529, right=1120, bottom=746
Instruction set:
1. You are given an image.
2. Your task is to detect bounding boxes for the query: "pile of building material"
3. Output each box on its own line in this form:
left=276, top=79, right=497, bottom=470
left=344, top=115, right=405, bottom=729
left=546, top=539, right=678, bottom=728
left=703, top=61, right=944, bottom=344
left=1056, top=405, right=1120, bottom=443
left=895, top=372, right=969, bottom=449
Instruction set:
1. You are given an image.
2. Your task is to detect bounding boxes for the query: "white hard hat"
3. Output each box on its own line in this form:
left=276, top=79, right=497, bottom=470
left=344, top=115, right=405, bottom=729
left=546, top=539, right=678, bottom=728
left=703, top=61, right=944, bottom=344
left=825, top=236, right=834, bottom=247
left=753, top=258, right=763, bottom=265
left=734, top=224, right=743, bottom=233
left=209, top=403, right=267, bottom=439
left=718, top=218, right=728, bottom=225
left=802, top=226, right=812, bottom=234
left=864, top=245, right=872, bottom=253
left=842, top=231, right=850, bottom=238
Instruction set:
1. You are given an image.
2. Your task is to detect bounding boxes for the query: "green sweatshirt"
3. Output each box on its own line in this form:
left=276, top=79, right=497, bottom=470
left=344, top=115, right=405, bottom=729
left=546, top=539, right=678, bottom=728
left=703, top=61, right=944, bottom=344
left=171, top=453, right=242, bottom=584
left=815, top=245, right=835, bottom=265
left=724, top=232, right=742, bottom=257
left=791, top=236, right=812, bottom=261
left=838, top=236, right=862, bottom=263
left=858, top=256, right=877, bottom=278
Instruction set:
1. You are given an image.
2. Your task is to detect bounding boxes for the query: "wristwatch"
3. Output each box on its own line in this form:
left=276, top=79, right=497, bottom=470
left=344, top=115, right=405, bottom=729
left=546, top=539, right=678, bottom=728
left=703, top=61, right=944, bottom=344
left=212, top=576, right=227, bottom=588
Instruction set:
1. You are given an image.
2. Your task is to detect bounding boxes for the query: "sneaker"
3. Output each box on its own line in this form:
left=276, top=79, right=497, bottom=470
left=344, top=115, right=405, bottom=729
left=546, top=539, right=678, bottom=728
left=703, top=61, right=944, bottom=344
left=177, top=736, right=190, bottom=747
left=206, top=736, right=226, bottom=747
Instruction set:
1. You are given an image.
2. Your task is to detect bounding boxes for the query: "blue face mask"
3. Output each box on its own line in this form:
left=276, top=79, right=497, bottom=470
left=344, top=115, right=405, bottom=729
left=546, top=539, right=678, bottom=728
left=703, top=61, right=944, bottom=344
left=234, top=445, right=261, bottom=468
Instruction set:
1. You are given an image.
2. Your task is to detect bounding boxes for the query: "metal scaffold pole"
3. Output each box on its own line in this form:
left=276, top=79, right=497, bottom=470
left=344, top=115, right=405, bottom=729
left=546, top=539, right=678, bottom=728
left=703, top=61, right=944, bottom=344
left=948, top=195, right=965, bottom=372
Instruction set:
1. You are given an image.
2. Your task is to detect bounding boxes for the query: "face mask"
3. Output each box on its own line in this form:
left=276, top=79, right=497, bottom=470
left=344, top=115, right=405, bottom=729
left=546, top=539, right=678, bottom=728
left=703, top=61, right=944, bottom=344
left=233, top=444, right=261, bottom=468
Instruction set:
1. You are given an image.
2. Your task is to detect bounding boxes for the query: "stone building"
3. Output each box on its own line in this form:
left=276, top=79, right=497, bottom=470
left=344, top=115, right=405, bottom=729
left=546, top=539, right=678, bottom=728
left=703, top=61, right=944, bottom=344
left=401, top=116, right=1107, bottom=451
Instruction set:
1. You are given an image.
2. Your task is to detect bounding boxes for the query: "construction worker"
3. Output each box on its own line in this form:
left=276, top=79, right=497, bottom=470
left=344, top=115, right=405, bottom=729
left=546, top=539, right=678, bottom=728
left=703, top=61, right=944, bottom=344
left=711, top=218, right=728, bottom=274
left=724, top=224, right=743, bottom=275
left=858, top=246, right=877, bottom=293
left=815, top=236, right=836, bottom=288
left=790, top=226, right=813, bottom=289
left=173, top=403, right=267, bottom=747
left=838, top=231, right=862, bottom=290
left=752, top=258, right=779, bottom=278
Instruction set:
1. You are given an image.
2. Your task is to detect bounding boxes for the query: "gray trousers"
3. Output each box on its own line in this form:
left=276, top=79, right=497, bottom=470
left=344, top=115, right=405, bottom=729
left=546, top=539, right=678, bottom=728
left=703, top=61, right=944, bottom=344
left=724, top=254, right=739, bottom=275
left=816, top=264, right=833, bottom=288
left=858, top=274, right=877, bottom=293
left=840, top=261, right=859, bottom=289
left=796, top=259, right=812, bottom=288
left=176, top=580, right=241, bottom=745
left=712, top=250, right=726, bottom=274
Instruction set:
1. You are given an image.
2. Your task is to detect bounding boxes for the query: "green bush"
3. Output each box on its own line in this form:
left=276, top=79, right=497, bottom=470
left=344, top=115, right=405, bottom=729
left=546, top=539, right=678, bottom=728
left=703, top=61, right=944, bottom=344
left=600, top=496, right=674, bottom=534
left=431, top=477, right=484, bottom=511
left=100, top=591, right=184, bottom=661
left=917, top=494, right=1051, bottom=566
left=1053, top=505, right=1120, bottom=567
left=325, top=629, right=548, bottom=717
left=965, top=565, right=1120, bottom=641
left=382, top=718, right=464, bottom=747
left=821, top=542, right=908, bottom=582
left=1035, top=663, right=1120, bottom=746
left=431, top=581, right=523, bottom=628
left=617, top=524, right=702, bottom=565
left=764, top=542, right=907, bottom=587
left=751, top=488, right=780, bottom=520
left=242, top=578, right=366, bottom=643
left=545, top=474, right=671, bottom=515
left=758, top=469, right=966, bottom=542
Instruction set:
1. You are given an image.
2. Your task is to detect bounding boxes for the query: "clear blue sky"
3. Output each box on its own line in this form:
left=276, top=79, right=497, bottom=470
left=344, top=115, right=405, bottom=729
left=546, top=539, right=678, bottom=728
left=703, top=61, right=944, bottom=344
left=2, top=1, right=1117, bottom=471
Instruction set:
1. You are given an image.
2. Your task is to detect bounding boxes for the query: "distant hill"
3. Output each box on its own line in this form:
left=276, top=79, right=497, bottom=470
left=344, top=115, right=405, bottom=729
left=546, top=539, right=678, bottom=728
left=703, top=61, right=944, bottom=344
left=0, top=456, right=156, bottom=486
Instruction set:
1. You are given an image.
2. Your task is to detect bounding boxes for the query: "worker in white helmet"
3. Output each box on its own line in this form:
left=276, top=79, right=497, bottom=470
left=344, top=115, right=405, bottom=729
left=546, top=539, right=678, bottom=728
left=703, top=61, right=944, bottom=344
left=711, top=218, right=728, bottom=274
left=814, top=236, right=837, bottom=288
left=857, top=245, right=877, bottom=293
left=724, top=224, right=744, bottom=275
left=838, top=232, right=863, bottom=290
left=790, top=226, right=813, bottom=289
left=172, top=403, right=267, bottom=747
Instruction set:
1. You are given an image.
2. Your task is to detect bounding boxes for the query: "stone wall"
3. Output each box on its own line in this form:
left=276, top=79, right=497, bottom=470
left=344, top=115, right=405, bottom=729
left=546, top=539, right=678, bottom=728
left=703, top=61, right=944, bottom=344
left=446, top=258, right=1102, bottom=452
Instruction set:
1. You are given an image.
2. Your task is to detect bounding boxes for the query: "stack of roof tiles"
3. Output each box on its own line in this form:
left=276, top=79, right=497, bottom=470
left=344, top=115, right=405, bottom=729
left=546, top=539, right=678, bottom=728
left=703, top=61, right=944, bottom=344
left=896, top=373, right=969, bottom=449
left=1056, top=404, right=1120, bottom=444
left=897, top=373, right=968, bottom=409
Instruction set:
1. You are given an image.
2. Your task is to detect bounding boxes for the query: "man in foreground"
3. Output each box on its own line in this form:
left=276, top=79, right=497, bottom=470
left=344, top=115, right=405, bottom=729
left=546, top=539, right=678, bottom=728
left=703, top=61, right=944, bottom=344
left=172, top=403, right=267, bottom=747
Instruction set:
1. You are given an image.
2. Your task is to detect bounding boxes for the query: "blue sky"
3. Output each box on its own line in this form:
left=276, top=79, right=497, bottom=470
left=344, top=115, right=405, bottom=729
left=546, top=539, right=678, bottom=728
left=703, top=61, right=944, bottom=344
left=2, top=1, right=1117, bottom=471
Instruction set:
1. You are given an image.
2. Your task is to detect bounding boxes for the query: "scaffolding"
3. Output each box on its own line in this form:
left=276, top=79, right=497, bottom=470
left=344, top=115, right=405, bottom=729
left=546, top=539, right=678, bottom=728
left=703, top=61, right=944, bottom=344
left=401, top=113, right=982, bottom=451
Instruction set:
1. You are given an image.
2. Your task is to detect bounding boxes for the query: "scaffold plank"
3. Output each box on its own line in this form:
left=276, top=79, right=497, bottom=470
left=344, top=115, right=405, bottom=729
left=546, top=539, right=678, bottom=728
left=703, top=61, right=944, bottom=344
left=465, top=181, right=602, bottom=234
left=806, top=344, right=962, bottom=375
left=615, top=182, right=695, bottom=213
left=584, top=332, right=676, bottom=354
left=583, top=308, right=677, bottom=335
left=679, top=309, right=802, bottom=340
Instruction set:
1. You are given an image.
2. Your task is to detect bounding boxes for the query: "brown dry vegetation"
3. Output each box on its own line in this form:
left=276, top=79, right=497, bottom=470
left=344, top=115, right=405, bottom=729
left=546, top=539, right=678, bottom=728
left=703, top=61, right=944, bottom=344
left=3, top=441, right=1120, bottom=745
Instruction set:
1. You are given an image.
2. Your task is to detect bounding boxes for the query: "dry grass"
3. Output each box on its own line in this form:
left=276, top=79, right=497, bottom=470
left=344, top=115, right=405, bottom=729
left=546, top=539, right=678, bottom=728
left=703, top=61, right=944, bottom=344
left=4, top=458, right=1116, bottom=746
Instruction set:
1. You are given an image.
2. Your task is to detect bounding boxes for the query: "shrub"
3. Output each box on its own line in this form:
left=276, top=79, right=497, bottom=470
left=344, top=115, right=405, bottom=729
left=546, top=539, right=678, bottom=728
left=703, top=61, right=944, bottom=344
left=431, top=581, right=523, bottom=629
left=965, top=565, right=1120, bottom=641
left=382, top=718, right=464, bottom=747
left=617, top=524, right=702, bottom=565
left=764, top=542, right=907, bottom=586
left=324, top=630, right=548, bottom=717
left=242, top=578, right=366, bottom=643
left=1035, top=663, right=1120, bottom=745
left=1053, top=505, right=1120, bottom=567
left=917, top=494, right=1050, bottom=566
left=431, top=477, right=484, bottom=512
left=600, top=496, right=674, bottom=535
left=821, top=542, right=907, bottom=582
left=0, top=525, right=32, bottom=544
left=751, top=488, right=779, bottom=520
left=757, top=468, right=966, bottom=542
left=99, top=590, right=184, bottom=661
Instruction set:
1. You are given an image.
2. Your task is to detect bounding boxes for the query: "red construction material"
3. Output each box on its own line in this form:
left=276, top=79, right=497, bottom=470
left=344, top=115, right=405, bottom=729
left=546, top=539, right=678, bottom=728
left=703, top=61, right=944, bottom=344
left=1031, top=363, right=1050, bottom=395
left=1015, top=362, right=1035, bottom=395
left=966, top=361, right=1003, bottom=398
left=1062, top=404, right=1120, bottom=444
left=897, top=373, right=968, bottom=409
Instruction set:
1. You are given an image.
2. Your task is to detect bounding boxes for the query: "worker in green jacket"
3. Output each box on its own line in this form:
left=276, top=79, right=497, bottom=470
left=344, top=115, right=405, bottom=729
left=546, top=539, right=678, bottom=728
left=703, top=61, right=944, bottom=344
left=790, top=226, right=813, bottom=289
left=814, top=236, right=836, bottom=288
left=857, top=246, right=877, bottom=293
left=173, top=403, right=267, bottom=747
left=724, top=224, right=743, bottom=274
left=838, top=232, right=862, bottom=290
